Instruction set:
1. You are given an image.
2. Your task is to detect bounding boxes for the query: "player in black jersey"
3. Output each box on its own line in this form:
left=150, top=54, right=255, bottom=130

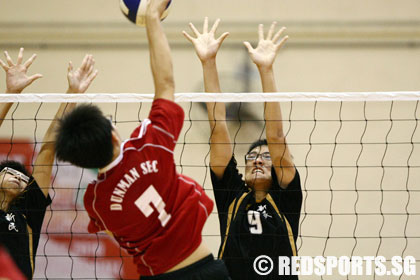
left=184, top=19, right=302, bottom=279
left=0, top=49, right=97, bottom=279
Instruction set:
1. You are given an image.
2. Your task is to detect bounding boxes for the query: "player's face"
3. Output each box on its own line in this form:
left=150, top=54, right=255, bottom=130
left=0, top=167, right=28, bottom=197
left=245, top=145, right=272, bottom=191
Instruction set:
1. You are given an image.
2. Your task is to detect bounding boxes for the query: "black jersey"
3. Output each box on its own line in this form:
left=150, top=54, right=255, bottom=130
left=211, top=156, right=302, bottom=280
left=0, top=178, right=52, bottom=279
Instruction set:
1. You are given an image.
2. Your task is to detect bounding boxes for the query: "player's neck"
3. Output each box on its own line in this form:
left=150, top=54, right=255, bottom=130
left=99, top=143, right=122, bottom=174
left=254, top=190, right=267, bottom=203
left=112, top=143, right=121, bottom=162
left=0, top=192, right=12, bottom=211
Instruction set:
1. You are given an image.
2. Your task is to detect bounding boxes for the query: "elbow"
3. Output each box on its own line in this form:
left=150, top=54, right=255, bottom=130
left=266, top=131, right=285, bottom=143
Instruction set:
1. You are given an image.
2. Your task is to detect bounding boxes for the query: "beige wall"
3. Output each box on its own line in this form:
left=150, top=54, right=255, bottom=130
left=1, top=0, right=420, bottom=93
left=0, top=1, right=419, bottom=279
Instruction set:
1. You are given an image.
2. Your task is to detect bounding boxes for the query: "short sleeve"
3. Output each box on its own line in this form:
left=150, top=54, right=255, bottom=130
left=211, top=156, right=248, bottom=235
left=83, top=185, right=105, bottom=234
left=130, top=99, right=184, bottom=139
left=128, top=99, right=184, bottom=151
left=270, top=169, right=302, bottom=240
left=15, top=178, right=52, bottom=232
left=148, top=99, right=184, bottom=141
left=87, top=216, right=104, bottom=233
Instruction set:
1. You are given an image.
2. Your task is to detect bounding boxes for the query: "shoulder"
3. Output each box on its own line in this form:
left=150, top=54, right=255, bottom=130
left=211, top=156, right=243, bottom=184
left=21, top=178, right=52, bottom=205
left=286, top=168, right=301, bottom=190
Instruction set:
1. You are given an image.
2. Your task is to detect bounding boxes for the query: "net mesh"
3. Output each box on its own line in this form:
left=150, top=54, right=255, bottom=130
left=0, top=92, right=419, bottom=279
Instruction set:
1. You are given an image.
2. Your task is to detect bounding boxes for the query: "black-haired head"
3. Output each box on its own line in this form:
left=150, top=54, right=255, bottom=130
left=0, top=160, right=30, bottom=177
left=55, top=104, right=114, bottom=169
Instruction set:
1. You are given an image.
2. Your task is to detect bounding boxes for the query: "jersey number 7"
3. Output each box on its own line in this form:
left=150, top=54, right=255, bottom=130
left=135, top=185, right=172, bottom=227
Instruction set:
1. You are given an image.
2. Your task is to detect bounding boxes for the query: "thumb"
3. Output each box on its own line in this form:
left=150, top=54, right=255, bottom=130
left=182, top=31, right=194, bottom=43
left=27, top=74, right=43, bottom=86
left=68, top=61, right=74, bottom=73
left=243, top=41, right=253, bottom=53
left=217, top=32, right=230, bottom=45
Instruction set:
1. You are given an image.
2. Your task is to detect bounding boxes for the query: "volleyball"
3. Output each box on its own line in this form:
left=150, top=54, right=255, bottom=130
left=120, top=0, right=172, bottom=26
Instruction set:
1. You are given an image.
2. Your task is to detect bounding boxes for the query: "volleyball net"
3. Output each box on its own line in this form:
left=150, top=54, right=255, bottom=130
left=0, top=92, right=419, bottom=279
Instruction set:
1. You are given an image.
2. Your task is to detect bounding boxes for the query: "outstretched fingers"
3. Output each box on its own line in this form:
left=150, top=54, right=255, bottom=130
left=27, top=73, right=43, bottom=85
left=203, top=16, right=209, bottom=34
left=189, top=22, right=201, bottom=37
left=68, top=61, right=74, bottom=73
left=275, top=35, right=289, bottom=51
left=216, top=32, right=230, bottom=44
left=272, top=26, right=287, bottom=44
left=4, top=51, right=14, bottom=66
left=79, top=54, right=90, bottom=72
left=243, top=41, right=254, bottom=53
left=258, top=24, right=264, bottom=42
left=267, top=22, right=277, bottom=41
left=86, top=57, right=96, bottom=76
left=0, top=59, right=8, bottom=71
left=16, top=48, right=24, bottom=65
left=23, top=54, right=37, bottom=69
left=210, top=18, right=221, bottom=35
left=87, top=69, right=98, bottom=85
left=182, top=30, right=195, bottom=43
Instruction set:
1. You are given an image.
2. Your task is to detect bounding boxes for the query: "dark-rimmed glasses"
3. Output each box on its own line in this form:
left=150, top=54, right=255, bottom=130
left=0, top=167, right=30, bottom=184
left=245, top=152, right=271, bottom=162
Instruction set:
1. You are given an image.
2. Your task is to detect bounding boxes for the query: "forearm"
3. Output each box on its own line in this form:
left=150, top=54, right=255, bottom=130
left=146, top=12, right=174, bottom=101
left=0, top=103, right=13, bottom=127
left=1, top=88, right=23, bottom=126
left=202, top=60, right=232, bottom=148
left=43, top=103, right=76, bottom=144
left=260, top=66, right=295, bottom=186
left=203, top=59, right=227, bottom=128
left=258, top=66, right=284, bottom=139
left=201, top=59, right=232, bottom=173
left=33, top=102, right=76, bottom=196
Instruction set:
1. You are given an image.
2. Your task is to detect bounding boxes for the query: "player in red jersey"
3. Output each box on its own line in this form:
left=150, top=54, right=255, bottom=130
left=55, top=0, right=230, bottom=279
left=0, top=245, right=26, bottom=280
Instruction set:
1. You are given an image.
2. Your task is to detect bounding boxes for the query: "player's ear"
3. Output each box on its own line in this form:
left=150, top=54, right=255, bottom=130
left=111, top=130, right=122, bottom=146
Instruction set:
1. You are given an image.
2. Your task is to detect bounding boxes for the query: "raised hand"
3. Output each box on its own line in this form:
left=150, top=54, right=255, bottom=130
left=244, top=22, right=288, bottom=69
left=67, top=54, right=98, bottom=94
left=147, top=0, right=171, bottom=18
left=0, top=48, right=43, bottom=93
left=183, top=17, right=229, bottom=63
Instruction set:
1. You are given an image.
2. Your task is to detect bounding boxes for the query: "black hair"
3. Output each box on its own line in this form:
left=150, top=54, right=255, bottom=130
left=55, top=104, right=114, bottom=169
left=247, top=139, right=268, bottom=154
left=0, top=160, right=30, bottom=177
left=245, top=139, right=268, bottom=162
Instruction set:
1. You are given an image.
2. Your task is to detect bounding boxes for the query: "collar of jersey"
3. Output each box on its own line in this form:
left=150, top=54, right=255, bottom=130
left=98, top=140, right=127, bottom=174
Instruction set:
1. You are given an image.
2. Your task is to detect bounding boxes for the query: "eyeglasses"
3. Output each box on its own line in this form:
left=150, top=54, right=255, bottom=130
left=0, top=167, right=30, bottom=184
left=245, top=152, right=271, bottom=162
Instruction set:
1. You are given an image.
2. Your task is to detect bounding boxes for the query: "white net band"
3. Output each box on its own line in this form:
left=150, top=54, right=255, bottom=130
left=1, top=91, right=420, bottom=103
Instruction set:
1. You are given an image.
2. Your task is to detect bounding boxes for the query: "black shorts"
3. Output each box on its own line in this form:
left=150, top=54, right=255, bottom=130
left=140, top=254, right=231, bottom=280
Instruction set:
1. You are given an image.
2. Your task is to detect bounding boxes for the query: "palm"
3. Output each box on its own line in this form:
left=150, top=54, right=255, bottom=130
left=66, top=54, right=97, bottom=94
left=68, top=70, right=90, bottom=93
left=195, top=34, right=220, bottom=61
left=6, top=65, right=33, bottom=92
left=244, top=23, right=288, bottom=69
left=0, top=49, right=42, bottom=93
left=183, top=18, right=229, bottom=63
left=249, top=40, right=277, bottom=68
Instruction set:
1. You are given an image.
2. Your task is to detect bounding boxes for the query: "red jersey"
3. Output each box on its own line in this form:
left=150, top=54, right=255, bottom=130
left=0, top=245, right=26, bottom=280
left=84, top=99, right=213, bottom=276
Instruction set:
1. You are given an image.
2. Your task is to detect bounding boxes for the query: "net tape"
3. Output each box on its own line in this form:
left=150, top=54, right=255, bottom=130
left=1, top=91, right=420, bottom=103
